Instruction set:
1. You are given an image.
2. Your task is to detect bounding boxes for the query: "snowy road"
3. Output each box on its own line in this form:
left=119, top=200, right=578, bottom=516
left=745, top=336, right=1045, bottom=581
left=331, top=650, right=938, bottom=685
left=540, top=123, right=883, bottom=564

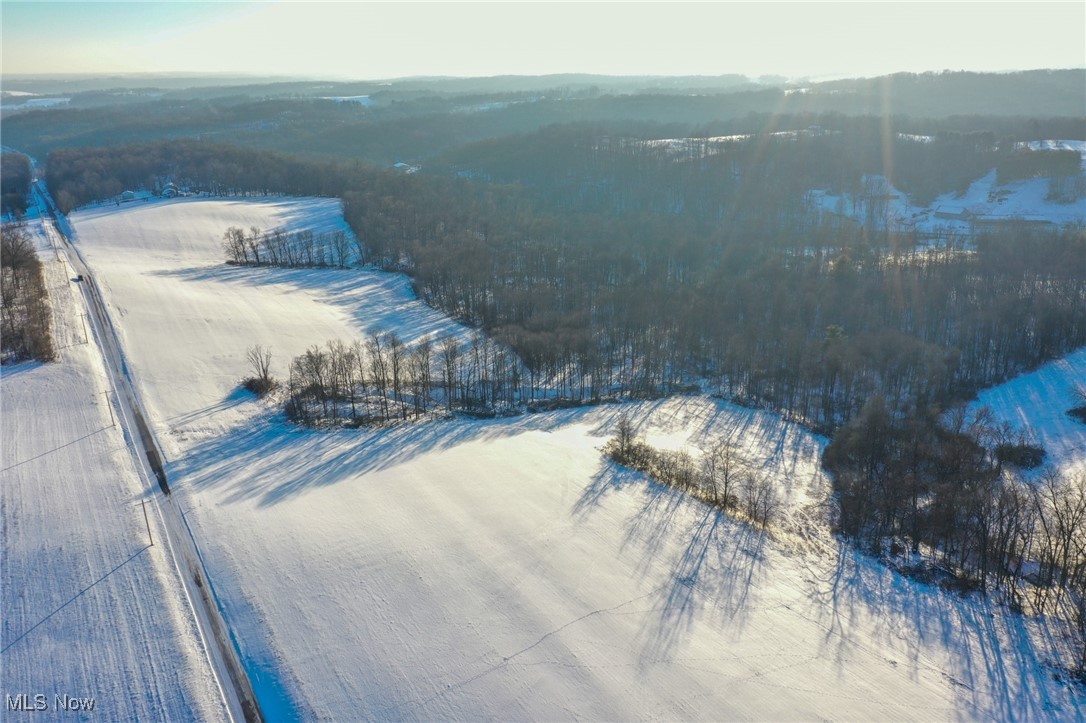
left=29, top=181, right=262, bottom=722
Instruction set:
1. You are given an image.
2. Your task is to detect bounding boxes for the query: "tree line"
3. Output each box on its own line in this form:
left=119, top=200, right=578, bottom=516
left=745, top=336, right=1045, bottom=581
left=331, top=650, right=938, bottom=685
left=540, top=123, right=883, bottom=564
left=283, top=330, right=526, bottom=426
left=1, top=224, right=54, bottom=364
left=7, top=69, right=1082, bottom=169
left=1, top=153, right=32, bottom=218
left=45, top=141, right=357, bottom=214
left=222, top=226, right=359, bottom=268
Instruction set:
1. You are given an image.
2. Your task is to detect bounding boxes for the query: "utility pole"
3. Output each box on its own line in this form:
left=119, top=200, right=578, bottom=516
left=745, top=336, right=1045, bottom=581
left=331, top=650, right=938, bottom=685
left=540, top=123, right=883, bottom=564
left=141, top=499, right=154, bottom=547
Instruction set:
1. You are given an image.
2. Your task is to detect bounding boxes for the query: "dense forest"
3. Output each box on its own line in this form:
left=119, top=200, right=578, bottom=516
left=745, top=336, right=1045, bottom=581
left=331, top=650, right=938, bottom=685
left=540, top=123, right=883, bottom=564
left=45, top=131, right=1086, bottom=436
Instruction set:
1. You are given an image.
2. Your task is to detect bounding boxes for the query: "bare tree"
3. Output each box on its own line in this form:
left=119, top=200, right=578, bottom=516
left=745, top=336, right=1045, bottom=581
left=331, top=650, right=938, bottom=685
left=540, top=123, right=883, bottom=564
left=247, top=344, right=273, bottom=382
left=331, top=230, right=352, bottom=267
left=701, top=437, right=745, bottom=509
left=615, top=413, right=635, bottom=458
left=222, top=226, right=247, bottom=264
left=0, top=224, right=36, bottom=286
left=367, top=332, right=390, bottom=420
left=242, top=345, right=277, bottom=395
left=740, top=470, right=779, bottom=528
left=408, top=336, right=434, bottom=418
left=351, top=339, right=370, bottom=411
left=439, top=336, right=460, bottom=411
left=386, top=331, right=407, bottom=419
left=245, top=226, right=262, bottom=264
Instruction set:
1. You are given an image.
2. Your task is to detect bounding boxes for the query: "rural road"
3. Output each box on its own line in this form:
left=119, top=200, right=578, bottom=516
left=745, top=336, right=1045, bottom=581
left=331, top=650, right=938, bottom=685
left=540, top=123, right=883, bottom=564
left=32, top=178, right=265, bottom=723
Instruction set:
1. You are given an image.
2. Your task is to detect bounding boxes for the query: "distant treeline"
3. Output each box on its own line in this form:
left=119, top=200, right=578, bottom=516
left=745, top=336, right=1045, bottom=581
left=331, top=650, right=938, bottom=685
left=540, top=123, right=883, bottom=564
left=997, top=148, right=1083, bottom=183
left=437, top=118, right=1081, bottom=211
left=5, top=69, right=1083, bottom=164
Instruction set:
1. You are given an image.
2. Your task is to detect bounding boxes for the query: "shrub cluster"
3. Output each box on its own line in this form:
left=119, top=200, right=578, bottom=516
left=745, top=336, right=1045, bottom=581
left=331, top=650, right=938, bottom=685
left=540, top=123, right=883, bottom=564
left=604, top=415, right=779, bottom=528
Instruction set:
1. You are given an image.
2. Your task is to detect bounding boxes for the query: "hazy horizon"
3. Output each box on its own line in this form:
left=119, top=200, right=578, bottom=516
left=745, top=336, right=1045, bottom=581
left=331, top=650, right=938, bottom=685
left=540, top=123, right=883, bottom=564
left=2, top=1, right=1083, bottom=82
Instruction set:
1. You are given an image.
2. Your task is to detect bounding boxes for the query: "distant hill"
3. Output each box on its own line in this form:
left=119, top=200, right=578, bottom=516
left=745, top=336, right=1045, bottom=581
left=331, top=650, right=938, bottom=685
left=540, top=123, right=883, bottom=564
left=2, top=69, right=1082, bottom=165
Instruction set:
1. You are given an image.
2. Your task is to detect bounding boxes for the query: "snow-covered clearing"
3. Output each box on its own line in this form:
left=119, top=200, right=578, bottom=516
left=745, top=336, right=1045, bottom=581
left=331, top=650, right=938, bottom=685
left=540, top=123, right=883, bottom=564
left=67, top=197, right=1085, bottom=719
left=1, top=218, right=226, bottom=720
left=809, top=140, right=1086, bottom=235
left=975, top=346, right=1086, bottom=478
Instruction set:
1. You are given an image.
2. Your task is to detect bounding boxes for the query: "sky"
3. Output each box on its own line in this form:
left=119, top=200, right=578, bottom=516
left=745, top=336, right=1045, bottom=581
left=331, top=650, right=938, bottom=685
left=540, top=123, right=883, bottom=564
left=2, top=1, right=1084, bottom=81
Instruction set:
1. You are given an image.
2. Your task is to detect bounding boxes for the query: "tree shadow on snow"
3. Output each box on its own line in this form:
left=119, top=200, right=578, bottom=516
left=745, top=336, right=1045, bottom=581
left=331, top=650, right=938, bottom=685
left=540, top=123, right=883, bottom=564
left=168, top=404, right=629, bottom=507
left=799, top=543, right=1084, bottom=719
left=575, top=451, right=1083, bottom=717
left=149, top=263, right=468, bottom=347
left=574, top=461, right=769, bottom=662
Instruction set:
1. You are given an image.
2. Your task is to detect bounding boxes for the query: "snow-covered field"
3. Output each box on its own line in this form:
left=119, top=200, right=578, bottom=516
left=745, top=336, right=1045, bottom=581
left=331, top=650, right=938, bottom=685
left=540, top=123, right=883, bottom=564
left=70, top=197, right=470, bottom=457
left=1, top=218, right=226, bottom=720
left=66, top=197, right=1086, bottom=719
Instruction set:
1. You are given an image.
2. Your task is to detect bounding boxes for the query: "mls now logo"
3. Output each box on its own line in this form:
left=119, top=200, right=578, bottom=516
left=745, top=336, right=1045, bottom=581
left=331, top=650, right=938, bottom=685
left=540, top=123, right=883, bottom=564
left=7, top=693, right=96, bottom=712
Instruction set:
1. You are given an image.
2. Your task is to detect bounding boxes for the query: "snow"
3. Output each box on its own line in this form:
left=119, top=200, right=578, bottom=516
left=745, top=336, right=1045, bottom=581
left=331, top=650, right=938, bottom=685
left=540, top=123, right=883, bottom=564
left=643, top=135, right=749, bottom=156
left=809, top=139, right=1086, bottom=236
left=173, top=400, right=1083, bottom=719
left=69, top=196, right=471, bottom=457
left=643, top=130, right=837, bottom=158
left=64, top=196, right=1086, bottom=719
left=808, top=175, right=925, bottom=234
left=1, top=97, right=71, bottom=111
left=898, top=133, right=934, bottom=144
left=320, top=95, right=373, bottom=105
left=1, top=218, right=227, bottom=720
left=1021, top=139, right=1086, bottom=160
left=942, top=168, right=1086, bottom=226
left=974, top=346, right=1086, bottom=478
